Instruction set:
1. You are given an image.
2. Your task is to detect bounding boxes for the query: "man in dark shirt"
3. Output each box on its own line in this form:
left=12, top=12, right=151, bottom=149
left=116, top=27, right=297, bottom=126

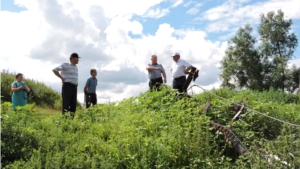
left=83, top=69, right=98, bottom=108
left=146, top=55, right=167, bottom=91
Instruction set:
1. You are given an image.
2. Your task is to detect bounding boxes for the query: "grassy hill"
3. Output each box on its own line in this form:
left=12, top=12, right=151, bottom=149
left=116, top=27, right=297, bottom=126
left=1, top=85, right=300, bottom=168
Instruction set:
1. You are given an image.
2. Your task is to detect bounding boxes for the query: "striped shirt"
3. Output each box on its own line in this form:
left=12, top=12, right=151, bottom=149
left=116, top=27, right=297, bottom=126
left=53, top=63, right=78, bottom=85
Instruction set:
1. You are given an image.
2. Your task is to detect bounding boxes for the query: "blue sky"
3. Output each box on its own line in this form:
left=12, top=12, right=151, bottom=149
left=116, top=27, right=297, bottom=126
left=1, top=0, right=27, bottom=12
left=129, top=0, right=300, bottom=58
left=132, top=1, right=215, bottom=35
left=1, top=0, right=300, bottom=103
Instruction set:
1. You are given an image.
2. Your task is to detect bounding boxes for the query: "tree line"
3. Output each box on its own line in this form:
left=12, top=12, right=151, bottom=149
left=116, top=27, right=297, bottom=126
left=220, top=10, right=299, bottom=92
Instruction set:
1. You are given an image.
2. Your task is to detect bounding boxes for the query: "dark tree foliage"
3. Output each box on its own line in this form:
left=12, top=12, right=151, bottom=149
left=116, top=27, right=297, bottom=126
left=220, top=24, right=264, bottom=91
left=285, top=66, right=300, bottom=93
left=220, top=10, right=299, bottom=92
left=259, top=10, right=298, bottom=91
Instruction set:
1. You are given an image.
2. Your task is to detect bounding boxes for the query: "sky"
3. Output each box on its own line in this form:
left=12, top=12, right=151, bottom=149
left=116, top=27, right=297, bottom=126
left=1, top=0, right=300, bottom=104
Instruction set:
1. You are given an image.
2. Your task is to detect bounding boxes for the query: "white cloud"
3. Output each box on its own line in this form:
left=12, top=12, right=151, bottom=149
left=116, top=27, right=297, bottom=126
left=14, top=0, right=40, bottom=11
left=155, top=23, right=176, bottom=37
left=143, top=8, right=170, bottom=19
left=289, top=58, right=300, bottom=67
left=200, top=0, right=300, bottom=33
left=0, top=11, right=49, bottom=58
left=184, top=1, right=193, bottom=7
left=186, top=3, right=202, bottom=15
left=187, top=8, right=199, bottom=15
left=68, top=0, right=165, bottom=18
left=172, top=0, right=184, bottom=7
left=105, top=15, right=143, bottom=45
left=188, top=80, right=222, bottom=96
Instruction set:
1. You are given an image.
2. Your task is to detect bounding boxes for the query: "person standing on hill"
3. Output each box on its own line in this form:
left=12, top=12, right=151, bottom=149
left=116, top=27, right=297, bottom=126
left=11, top=73, right=30, bottom=110
left=146, top=55, right=167, bottom=91
left=170, top=52, right=193, bottom=93
left=83, top=69, right=98, bottom=108
left=52, top=53, right=80, bottom=118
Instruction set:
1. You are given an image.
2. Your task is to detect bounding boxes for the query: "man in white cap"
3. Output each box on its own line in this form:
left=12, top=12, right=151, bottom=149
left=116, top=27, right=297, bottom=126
left=170, top=52, right=193, bottom=93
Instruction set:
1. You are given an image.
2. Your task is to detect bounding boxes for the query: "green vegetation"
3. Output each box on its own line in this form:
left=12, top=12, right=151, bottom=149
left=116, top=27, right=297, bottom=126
left=1, top=70, right=81, bottom=111
left=1, top=86, right=300, bottom=168
left=220, top=10, right=299, bottom=92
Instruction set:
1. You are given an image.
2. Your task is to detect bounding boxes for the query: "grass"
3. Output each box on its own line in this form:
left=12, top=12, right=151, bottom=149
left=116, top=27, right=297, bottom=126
left=34, top=107, right=61, bottom=117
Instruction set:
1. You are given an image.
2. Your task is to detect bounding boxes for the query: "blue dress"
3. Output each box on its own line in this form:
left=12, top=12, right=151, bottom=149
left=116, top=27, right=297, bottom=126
left=11, top=81, right=28, bottom=110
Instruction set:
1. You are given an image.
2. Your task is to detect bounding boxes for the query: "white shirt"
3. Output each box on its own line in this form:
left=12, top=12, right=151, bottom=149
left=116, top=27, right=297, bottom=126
left=170, top=59, right=192, bottom=78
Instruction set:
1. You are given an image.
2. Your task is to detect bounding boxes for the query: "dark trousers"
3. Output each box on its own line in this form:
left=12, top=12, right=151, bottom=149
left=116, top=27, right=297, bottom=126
left=86, top=93, right=97, bottom=108
left=149, top=77, right=163, bottom=91
left=62, top=82, right=77, bottom=116
left=172, top=76, right=186, bottom=93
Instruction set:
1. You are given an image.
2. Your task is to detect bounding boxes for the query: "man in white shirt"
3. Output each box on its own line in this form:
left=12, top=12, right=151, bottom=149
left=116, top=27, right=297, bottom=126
left=170, top=52, right=193, bottom=93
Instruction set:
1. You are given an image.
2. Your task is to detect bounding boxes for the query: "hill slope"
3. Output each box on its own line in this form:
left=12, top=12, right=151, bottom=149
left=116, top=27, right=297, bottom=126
left=1, top=86, right=300, bottom=168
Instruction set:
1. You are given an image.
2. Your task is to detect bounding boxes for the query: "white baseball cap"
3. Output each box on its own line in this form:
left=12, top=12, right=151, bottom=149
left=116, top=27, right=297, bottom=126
left=171, top=52, right=180, bottom=57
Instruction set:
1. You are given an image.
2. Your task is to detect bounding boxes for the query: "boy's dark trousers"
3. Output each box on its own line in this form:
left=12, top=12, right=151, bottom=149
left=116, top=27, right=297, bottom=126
left=86, top=93, right=97, bottom=108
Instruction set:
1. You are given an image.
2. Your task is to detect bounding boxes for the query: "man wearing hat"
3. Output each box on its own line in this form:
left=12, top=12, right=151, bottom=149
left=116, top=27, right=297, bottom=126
left=170, top=52, right=193, bottom=93
left=52, top=53, right=80, bottom=118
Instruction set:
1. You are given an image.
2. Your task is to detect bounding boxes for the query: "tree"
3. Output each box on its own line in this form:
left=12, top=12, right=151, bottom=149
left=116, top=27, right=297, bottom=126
left=220, top=10, right=298, bottom=92
left=220, top=24, right=264, bottom=90
left=285, top=65, right=300, bottom=93
left=258, top=10, right=298, bottom=91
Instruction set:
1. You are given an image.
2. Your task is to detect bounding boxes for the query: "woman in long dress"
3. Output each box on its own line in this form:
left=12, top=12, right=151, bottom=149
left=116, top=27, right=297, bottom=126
left=11, top=73, right=30, bottom=110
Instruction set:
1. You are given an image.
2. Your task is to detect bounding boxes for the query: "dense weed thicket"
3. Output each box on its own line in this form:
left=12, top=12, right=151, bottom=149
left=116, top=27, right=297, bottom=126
left=1, top=85, right=300, bottom=168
